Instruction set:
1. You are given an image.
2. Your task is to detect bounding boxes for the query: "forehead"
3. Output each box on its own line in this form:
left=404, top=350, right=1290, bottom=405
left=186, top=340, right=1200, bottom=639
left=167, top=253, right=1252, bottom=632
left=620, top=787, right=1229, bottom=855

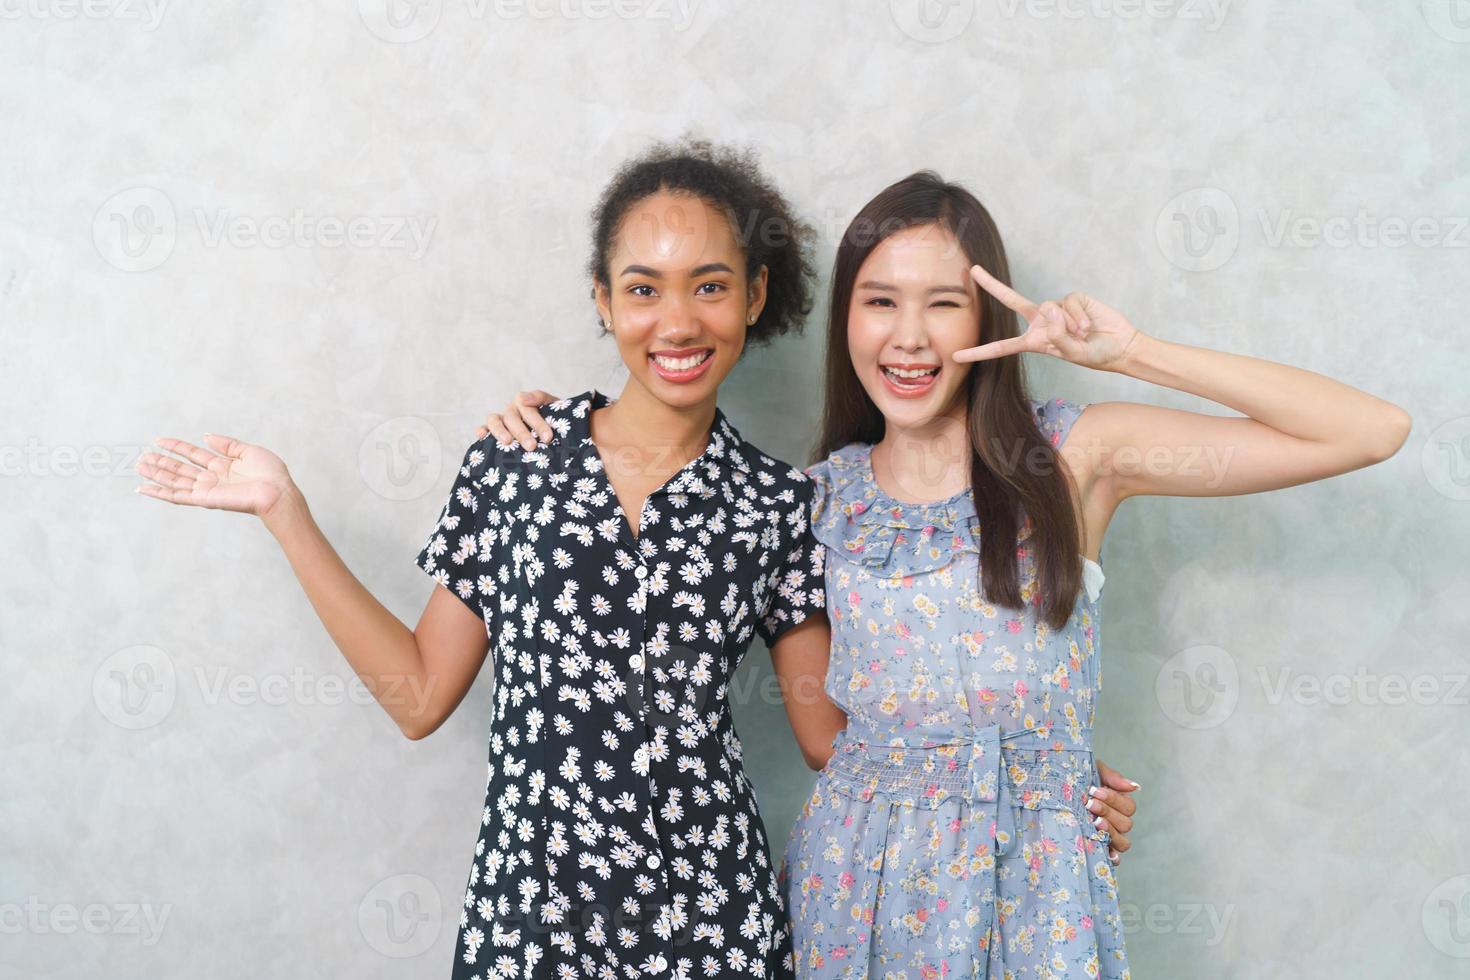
left=610, top=190, right=743, bottom=272
left=859, top=223, right=969, bottom=281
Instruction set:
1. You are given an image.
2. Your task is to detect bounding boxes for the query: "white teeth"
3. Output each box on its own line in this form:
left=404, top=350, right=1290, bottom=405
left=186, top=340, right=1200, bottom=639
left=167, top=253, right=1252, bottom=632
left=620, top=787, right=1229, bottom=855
left=654, top=350, right=711, bottom=371
left=883, top=366, right=938, bottom=380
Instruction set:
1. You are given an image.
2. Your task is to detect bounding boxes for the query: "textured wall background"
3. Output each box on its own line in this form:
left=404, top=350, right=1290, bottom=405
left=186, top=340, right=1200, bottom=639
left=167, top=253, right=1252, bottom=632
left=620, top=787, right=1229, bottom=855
left=4, top=1, right=1467, bottom=977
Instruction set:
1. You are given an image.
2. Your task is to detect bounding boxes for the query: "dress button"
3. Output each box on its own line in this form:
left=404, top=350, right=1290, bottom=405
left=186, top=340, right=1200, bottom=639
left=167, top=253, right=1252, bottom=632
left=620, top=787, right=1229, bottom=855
left=646, top=853, right=661, bottom=869
left=630, top=653, right=644, bottom=670
left=634, top=565, right=648, bottom=580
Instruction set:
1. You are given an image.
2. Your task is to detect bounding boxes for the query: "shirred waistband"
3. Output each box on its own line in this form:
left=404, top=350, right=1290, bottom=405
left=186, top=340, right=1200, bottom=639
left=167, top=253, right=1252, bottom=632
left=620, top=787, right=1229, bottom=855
left=821, top=723, right=1101, bottom=835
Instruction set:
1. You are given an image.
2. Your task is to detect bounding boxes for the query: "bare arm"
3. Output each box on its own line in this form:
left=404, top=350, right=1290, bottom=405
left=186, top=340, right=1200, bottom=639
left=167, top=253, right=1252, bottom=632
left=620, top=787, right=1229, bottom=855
left=136, top=435, right=490, bottom=741
left=768, top=614, right=847, bottom=770
left=263, top=489, right=490, bottom=740
left=1069, top=333, right=1412, bottom=504
left=956, top=265, right=1411, bottom=509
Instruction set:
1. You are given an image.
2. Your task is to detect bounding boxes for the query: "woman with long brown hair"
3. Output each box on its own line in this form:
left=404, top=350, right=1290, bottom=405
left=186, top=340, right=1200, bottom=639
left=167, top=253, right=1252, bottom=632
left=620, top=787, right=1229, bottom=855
left=134, top=138, right=827, bottom=980
left=779, top=171, right=1404, bottom=977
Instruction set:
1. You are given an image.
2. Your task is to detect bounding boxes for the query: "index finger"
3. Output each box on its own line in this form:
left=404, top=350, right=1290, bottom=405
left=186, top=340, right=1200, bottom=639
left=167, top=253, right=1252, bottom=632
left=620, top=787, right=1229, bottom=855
left=970, top=264, right=1037, bottom=319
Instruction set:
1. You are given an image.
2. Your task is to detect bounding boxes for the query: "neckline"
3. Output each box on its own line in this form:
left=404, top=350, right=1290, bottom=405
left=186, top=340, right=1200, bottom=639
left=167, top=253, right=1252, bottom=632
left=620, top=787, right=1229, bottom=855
left=577, top=389, right=728, bottom=545
left=577, top=388, right=746, bottom=478
left=860, top=441, right=972, bottom=512
left=859, top=440, right=1105, bottom=575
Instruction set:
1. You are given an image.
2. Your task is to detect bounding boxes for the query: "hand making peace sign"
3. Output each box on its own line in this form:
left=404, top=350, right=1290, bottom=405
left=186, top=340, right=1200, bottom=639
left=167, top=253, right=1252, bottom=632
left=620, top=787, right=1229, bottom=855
left=953, top=263, right=1144, bottom=371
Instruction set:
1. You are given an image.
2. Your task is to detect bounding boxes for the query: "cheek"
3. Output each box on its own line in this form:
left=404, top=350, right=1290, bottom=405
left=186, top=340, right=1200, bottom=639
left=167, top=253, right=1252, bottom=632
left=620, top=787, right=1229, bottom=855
left=714, top=306, right=750, bottom=344
left=933, top=317, right=981, bottom=363
left=611, top=317, right=657, bottom=360
left=846, top=312, right=885, bottom=368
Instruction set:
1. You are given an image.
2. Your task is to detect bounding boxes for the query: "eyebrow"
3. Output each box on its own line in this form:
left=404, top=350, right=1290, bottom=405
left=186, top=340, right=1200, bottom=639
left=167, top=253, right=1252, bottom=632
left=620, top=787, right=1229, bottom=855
left=856, top=280, right=971, bottom=296
left=620, top=262, right=736, bottom=278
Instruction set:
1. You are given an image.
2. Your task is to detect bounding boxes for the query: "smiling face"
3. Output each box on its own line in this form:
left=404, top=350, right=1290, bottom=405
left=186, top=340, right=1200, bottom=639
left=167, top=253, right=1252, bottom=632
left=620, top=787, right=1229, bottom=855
left=847, top=222, right=980, bottom=431
left=594, top=189, right=767, bottom=410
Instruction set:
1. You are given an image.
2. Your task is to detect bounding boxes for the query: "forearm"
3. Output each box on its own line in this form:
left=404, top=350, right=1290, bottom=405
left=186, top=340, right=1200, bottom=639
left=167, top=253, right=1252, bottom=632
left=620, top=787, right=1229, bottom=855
left=262, top=488, right=435, bottom=736
left=1114, top=333, right=1410, bottom=456
left=780, top=674, right=847, bottom=771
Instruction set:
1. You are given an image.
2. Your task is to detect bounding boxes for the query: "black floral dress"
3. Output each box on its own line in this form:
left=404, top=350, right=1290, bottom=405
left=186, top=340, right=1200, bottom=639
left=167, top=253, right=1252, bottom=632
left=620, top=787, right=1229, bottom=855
left=415, top=389, right=826, bottom=980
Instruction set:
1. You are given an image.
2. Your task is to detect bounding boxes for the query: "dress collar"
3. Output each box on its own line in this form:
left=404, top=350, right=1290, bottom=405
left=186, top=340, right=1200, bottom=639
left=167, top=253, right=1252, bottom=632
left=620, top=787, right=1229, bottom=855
left=555, top=389, right=752, bottom=499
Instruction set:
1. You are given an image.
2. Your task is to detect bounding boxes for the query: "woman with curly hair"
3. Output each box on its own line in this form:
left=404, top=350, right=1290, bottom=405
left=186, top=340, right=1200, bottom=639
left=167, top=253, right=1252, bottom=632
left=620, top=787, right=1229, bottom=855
left=135, top=137, right=830, bottom=979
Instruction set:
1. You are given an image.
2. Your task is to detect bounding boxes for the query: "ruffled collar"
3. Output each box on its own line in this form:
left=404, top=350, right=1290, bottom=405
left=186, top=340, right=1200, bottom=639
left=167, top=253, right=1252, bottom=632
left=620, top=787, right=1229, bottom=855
left=816, top=441, right=1104, bottom=602
left=828, top=441, right=1027, bottom=539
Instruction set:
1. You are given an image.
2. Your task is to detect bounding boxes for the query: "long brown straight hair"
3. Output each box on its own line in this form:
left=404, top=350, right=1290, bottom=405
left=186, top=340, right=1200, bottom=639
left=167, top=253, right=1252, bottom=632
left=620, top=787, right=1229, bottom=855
left=814, top=171, right=1085, bottom=630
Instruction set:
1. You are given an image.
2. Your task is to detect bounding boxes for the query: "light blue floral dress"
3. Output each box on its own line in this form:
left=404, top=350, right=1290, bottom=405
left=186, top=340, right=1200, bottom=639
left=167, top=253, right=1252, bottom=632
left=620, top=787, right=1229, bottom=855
left=779, top=397, right=1129, bottom=979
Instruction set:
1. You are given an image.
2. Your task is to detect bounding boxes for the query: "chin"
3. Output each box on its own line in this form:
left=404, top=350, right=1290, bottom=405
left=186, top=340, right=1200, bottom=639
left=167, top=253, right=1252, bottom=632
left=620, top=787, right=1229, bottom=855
left=638, top=364, right=728, bottom=407
left=868, top=378, right=966, bottom=430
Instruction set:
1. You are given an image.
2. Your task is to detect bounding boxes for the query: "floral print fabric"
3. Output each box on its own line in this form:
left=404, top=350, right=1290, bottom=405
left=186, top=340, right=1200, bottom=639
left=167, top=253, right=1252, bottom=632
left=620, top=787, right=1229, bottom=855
left=415, top=389, right=825, bottom=979
left=779, top=396, right=1130, bottom=979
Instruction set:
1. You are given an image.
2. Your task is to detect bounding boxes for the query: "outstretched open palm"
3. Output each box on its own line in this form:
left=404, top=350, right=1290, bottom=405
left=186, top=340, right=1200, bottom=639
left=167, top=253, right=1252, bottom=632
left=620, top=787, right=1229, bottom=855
left=135, top=434, right=293, bottom=518
left=955, top=263, right=1141, bottom=370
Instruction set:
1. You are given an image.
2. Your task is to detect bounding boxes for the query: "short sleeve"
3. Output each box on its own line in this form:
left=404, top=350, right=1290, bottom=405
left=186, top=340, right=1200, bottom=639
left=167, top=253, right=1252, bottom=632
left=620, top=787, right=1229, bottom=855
left=414, top=437, right=500, bottom=625
left=755, top=473, right=828, bottom=648
left=1032, top=396, right=1090, bottom=450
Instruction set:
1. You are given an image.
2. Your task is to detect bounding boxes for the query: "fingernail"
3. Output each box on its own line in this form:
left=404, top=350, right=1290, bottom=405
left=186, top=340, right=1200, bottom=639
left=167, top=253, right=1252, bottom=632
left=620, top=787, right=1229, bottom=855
left=1129, top=781, right=1141, bottom=790
left=1109, top=849, right=1119, bottom=861
left=1093, top=816, right=1105, bottom=829
left=1088, top=785, right=1101, bottom=798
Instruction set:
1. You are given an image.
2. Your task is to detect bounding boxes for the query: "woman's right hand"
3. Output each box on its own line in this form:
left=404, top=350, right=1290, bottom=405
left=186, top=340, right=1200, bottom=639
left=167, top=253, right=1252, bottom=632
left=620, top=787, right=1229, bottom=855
left=135, top=433, right=299, bottom=524
left=474, top=389, right=560, bottom=450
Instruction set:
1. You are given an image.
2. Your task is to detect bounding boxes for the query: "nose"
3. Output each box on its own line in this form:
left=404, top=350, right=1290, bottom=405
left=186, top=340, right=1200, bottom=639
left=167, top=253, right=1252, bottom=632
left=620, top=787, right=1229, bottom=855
left=890, top=309, right=928, bottom=354
left=657, top=293, right=700, bottom=345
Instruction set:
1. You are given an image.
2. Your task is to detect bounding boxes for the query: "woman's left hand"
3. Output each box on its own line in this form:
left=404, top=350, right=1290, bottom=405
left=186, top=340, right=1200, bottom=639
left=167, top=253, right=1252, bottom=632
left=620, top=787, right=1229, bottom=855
left=955, top=263, right=1142, bottom=372
left=1089, top=757, right=1140, bottom=866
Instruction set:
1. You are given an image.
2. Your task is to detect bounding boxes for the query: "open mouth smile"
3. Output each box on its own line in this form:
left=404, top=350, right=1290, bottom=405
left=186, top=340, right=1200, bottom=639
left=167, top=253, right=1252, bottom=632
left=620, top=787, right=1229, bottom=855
left=650, top=348, right=715, bottom=383
left=880, top=363, right=940, bottom=397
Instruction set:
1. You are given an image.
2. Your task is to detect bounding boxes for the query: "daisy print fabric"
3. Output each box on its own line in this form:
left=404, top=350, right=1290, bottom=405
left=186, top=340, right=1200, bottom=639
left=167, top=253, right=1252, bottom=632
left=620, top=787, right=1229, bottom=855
left=415, top=389, right=825, bottom=980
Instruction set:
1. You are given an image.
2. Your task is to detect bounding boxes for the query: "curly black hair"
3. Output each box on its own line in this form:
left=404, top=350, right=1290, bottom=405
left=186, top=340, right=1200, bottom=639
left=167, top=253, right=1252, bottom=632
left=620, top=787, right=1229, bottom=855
left=587, top=135, right=816, bottom=348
